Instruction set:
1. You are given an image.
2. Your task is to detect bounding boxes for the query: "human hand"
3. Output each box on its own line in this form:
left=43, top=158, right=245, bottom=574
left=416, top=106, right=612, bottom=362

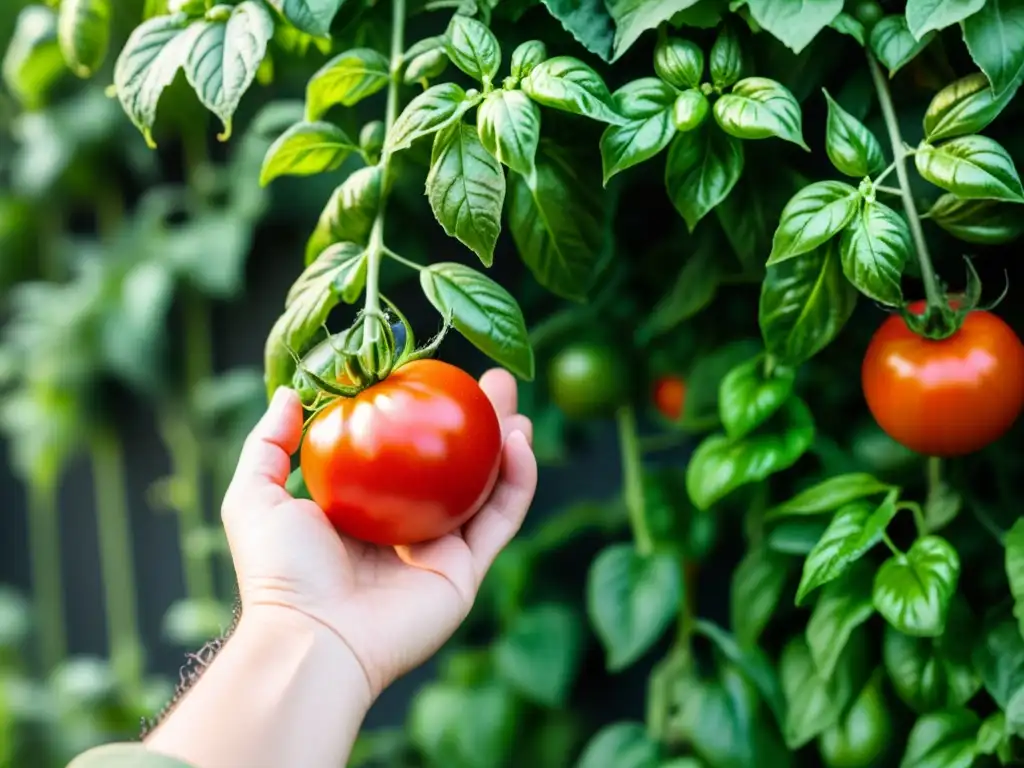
left=219, top=368, right=537, bottom=701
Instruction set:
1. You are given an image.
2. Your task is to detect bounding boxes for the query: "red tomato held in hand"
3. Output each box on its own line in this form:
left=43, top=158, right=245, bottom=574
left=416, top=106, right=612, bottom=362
left=862, top=302, right=1024, bottom=457
left=300, top=360, right=502, bottom=545
left=652, top=375, right=686, bottom=421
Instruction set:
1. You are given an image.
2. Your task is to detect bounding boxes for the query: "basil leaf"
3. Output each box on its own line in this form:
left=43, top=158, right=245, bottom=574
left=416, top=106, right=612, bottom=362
left=521, top=56, right=625, bottom=124
left=686, top=398, right=815, bottom=511
left=600, top=78, right=677, bottom=184
left=445, top=13, right=501, bottom=83
left=963, top=0, right=1024, bottom=98
left=263, top=242, right=365, bottom=396
left=259, top=120, right=358, bottom=186
left=780, top=636, right=863, bottom=749
left=538, top=0, right=615, bottom=63
left=420, top=262, right=534, bottom=380
left=976, top=713, right=1013, bottom=760
left=927, top=194, right=1024, bottom=244
left=869, top=15, right=934, bottom=77
left=606, top=0, right=700, bottom=61
left=304, top=165, right=381, bottom=264
left=2, top=6, right=64, bottom=110
left=823, top=88, right=885, bottom=177
left=265, top=0, right=341, bottom=37
left=806, top=566, right=874, bottom=678
left=477, top=90, right=541, bottom=177
left=640, top=237, right=722, bottom=337
left=305, top=48, right=390, bottom=120
left=510, top=39, right=546, bottom=79
left=883, top=617, right=980, bottom=713
left=508, top=143, right=605, bottom=301
left=494, top=603, right=582, bottom=707
left=900, top=710, right=980, bottom=768
left=839, top=199, right=910, bottom=306
left=664, top=124, right=744, bottom=231
left=915, top=135, right=1024, bottom=202
left=709, top=23, right=742, bottom=89
left=408, top=681, right=517, bottom=767
left=577, top=722, right=659, bottom=768
left=718, top=355, right=795, bottom=440
left=795, top=493, right=898, bottom=605
left=818, top=675, right=890, bottom=765
left=873, top=536, right=960, bottom=637
left=58, top=0, right=111, bottom=78
left=745, top=0, right=843, bottom=54
left=713, top=77, right=807, bottom=149
left=923, top=72, right=1020, bottom=143
left=673, top=89, right=710, bottom=131
left=404, top=48, right=448, bottom=85
left=1007, top=519, right=1024, bottom=639
left=653, top=35, right=704, bottom=89
left=974, top=620, right=1024, bottom=735
left=829, top=12, right=866, bottom=45
left=906, top=0, right=986, bottom=39
left=426, top=123, right=505, bottom=266
left=768, top=520, right=831, bottom=556
left=586, top=544, right=682, bottom=671
left=385, top=82, right=475, bottom=154
left=766, top=473, right=893, bottom=520
left=767, top=180, right=860, bottom=265
left=731, top=547, right=790, bottom=647
left=183, top=1, right=274, bottom=141
left=759, top=240, right=857, bottom=367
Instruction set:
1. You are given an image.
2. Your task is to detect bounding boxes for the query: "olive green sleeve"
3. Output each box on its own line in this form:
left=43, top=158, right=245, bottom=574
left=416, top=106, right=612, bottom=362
left=66, top=743, right=196, bottom=768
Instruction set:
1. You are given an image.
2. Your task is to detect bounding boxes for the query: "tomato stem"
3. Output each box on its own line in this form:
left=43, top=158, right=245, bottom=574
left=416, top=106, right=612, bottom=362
left=27, top=479, right=66, bottom=672
left=382, top=246, right=423, bottom=271
left=897, top=500, right=927, bottom=539
left=872, top=160, right=897, bottom=186
left=867, top=54, right=945, bottom=312
left=616, top=405, right=654, bottom=555
left=361, top=0, right=407, bottom=353
left=881, top=531, right=902, bottom=557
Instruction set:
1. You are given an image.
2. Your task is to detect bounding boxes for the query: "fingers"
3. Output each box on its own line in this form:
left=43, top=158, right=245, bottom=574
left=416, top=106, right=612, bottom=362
left=463, top=430, right=538, bottom=581
left=479, top=368, right=518, bottom=421
left=223, top=387, right=303, bottom=519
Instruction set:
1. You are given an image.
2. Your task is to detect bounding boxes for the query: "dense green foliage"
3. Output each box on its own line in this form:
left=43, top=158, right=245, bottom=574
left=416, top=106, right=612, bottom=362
left=6, top=0, right=1024, bottom=765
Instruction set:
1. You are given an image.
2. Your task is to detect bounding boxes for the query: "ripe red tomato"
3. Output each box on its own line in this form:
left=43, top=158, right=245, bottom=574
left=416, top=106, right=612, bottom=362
left=300, top=360, right=502, bottom=545
left=652, top=374, right=686, bottom=420
left=862, top=302, right=1024, bottom=457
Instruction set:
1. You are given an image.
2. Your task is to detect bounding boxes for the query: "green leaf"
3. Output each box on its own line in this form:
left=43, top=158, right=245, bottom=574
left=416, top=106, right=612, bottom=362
left=780, top=636, right=863, bottom=749
left=304, top=165, right=382, bottom=264
left=653, top=36, right=704, bottom=89
left=818, top=675, right=891, bottom=767
left=976, top=713, right=1012, bottom=760
left=759, top=240, right=857, bottom=367
left=305, top=48, right=390, bottom=121
left=494, top=603, right=583, bottom=707
left=1007, top=519, right=1024, bottom=639
left=823, top=88, right=885, bottom=177
left=113, top=13, right=197, bottom=147
left=795, top=493, right=899, bottom=605
left=420, top=262, right=534, bottom=380
left=962, top=0, right=1024, bottom=98
left=477, top=90, right=541, bottom=177
left=445, top=13, right=501, bottom=82
left=915, top=135, right=1024, bottom=202
left=510, top=39, right=547, bottom=79
left=58, top=0, right=111, bottom=78
left=765, top=473, right=892, bottom=520
left=600, top=78, right=677, bottom=184
left=712, top=77, right=807, bottom=149
left=709, top=23, right=742, bottom=89
left=718, top=355, right=795, bottom=440
left=869, top=15, right=934, bottom=77
left=426, top=123, right=506, bottom=266
left=906, top=0, right=986, bottom=39
left=767, top=520, right=831, bottom=555
left=665, top=124, right=744, bottom=231
left=265, top=0, right=342, bottom=37
left=685, top=398, right=815, bottom=511
left=183, top=2, right=274, bottom=141
left=605, top=0, right=702, bottom=61
left=67, top=744, right=197, bottom=768
left=586, top=544, right=682, bottom=671
left=538, top=0, right=614, bottom=62
left=508, top=143, right=605, bottom=301
left=900, top=710, right=979, bottom=768
left=673, top=89, right=710, bottom=131
left=923, top=72, right=1020, bottom=143
left=521, top=56, right=625, bottom=124
left=974, top=620, right=1024, bottom=734
left=385, top=82, right=475, bottom=154
left=884, top=616, right=980, bottom=713
left=806, top=566, right=874, bottom=678
left=263, top=242, right=365, bottom=397
left=577, top=722, right=659, bottom=768
left=640, top=237, right=722, bottom=336
left=2, top=6, right=65, bottom=110
left=926, top=194, right=1024, bottom=244
left=767, top=181, right=860, bottom=265
left=404, top=48, right=448, bottom=85
left=745, top=0, right=843, bottom=54
left=408, top=681, right=519, bottom=768
left=829, top=12, right=866, bottom=45
left=731, top=546, right=789, bottom=647
left=259, top=121, right=357, bottom=186
left=839, top=199, right=910, bottom=306
left=873, top=536, right=960, bottom=637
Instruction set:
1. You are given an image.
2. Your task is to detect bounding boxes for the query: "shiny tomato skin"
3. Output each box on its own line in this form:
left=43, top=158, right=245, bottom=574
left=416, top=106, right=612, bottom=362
left=300, top=360, right=502, bottom=546
left=652, top=375, right=686, bottom=420
left=862, top=302, right=1024, bottom=457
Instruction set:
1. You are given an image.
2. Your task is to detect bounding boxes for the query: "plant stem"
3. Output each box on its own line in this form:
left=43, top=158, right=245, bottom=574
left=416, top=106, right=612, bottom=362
left=868, top=54, right=945, bottom=310
left=882, top=532, right=903, bottom=557
left=382, top=247, right=423, bottom=271
left=27, top=481, right=65, bottom=672
left=362, top=0, right=407, bottom=352
left=875, top=185, right=903, bottom=196
left=90, top=427, right=143, bottom=695
left=616, top=405, right=654, bottom=555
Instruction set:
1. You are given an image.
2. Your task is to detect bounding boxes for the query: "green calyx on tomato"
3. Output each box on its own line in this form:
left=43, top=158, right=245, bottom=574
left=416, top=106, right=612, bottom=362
left=898, top=258, right=1003, bottom=341
left=548, top=341, right=631, bottom=419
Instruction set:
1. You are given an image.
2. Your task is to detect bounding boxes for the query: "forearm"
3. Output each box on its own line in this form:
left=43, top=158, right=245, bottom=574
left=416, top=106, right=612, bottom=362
left=144, top=605, right=373, bottom=768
